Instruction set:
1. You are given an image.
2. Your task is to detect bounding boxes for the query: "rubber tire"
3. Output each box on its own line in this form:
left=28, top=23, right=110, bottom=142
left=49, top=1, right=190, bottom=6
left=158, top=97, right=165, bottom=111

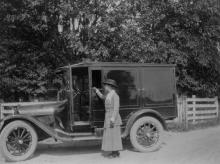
left=130, top=116, right=164, bottom=152
left=0, top=120, right=38, bottom=162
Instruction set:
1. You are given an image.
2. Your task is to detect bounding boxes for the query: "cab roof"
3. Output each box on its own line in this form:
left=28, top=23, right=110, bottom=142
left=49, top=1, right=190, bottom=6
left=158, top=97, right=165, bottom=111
left=60, top=61, right=176, bottom=69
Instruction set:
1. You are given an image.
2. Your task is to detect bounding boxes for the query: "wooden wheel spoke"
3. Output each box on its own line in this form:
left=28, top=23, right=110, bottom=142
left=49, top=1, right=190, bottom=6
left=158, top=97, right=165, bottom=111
left=8, top=140, right=17, bottom=144
left=22, top=132, right=30, bottom=140
left=8, top=135, right=16, bottom=141
left=22, top=143, right=29, bottom=147
left=20, top=128, right=26, bottom=138
left=9, top=145, right=17, bottom=152
left=139, top=126, right=146, bottom=133
left=23, top=138, right=31, bottom=142
left=18, top=145, right=23, bottom=153
left=17, top=128, right=20, bottom=137
left=19, top=145, right=25, bottom=153
left=137, top=137, right=145, bottom=143
left=136, top=134, right=143, bottom=139
left=137, top=130, right=144, bottom=135
left=147, top=123, right=151, bottom=128
left=150, top=126, right=156, bottom=132
left=8, top=142, right=19, bottom=151
left=6, top=141, right=16, bottom=148
left=12, top=131, right=17, bottom=138
left=20, top=144, right=28, bottom=152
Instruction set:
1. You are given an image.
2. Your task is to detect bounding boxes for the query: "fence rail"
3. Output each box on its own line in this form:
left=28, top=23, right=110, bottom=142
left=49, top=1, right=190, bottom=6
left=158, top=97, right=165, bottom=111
left=176, top=95, right=219, bottom=129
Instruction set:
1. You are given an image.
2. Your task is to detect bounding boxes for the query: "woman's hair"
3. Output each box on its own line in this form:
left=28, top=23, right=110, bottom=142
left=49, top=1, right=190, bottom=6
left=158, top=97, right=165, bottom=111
left=106, top=84, right=119, bottom=94
left=105, top=84, right=115, bottom=90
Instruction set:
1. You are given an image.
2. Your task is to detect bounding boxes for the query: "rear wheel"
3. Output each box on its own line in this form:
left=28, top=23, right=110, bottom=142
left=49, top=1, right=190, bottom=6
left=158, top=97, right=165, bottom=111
left=0, top=120, right=38, bottom=162
left=130, top=116, right=164, bottom=152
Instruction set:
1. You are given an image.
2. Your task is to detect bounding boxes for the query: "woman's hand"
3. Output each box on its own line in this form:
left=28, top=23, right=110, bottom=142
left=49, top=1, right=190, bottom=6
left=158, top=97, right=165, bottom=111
left=110, top=120, right=114, bottom=128
left=92, top=87, right=98, bottom=92
left=92, top=87, right=105, bottom=100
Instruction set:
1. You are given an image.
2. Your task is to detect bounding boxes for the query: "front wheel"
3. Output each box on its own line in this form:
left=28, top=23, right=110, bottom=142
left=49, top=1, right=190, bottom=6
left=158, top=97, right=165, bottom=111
left=130, top=116, right=164, bottom=152
left=0, top=120, right=38, bottom=162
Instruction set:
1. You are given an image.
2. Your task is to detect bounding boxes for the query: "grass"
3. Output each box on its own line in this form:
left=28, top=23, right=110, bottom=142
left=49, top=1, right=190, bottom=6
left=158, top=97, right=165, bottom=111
left=167, top=118, right=220, bottom=132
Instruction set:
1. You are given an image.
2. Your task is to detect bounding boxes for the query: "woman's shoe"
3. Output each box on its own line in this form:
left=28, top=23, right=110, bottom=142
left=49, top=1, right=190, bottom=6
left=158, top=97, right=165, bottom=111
left=112, top=151, right=120, bottom=158
left=107, top=152, right=115, bottom=159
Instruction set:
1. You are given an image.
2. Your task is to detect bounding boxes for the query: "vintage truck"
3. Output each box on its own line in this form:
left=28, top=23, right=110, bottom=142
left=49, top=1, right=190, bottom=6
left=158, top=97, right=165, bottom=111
left=0, top=62, right=177, bottom=162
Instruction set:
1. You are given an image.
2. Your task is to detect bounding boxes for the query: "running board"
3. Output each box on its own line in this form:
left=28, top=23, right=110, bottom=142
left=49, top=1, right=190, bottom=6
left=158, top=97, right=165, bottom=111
left=55, top=128, right=93, bottom=137
left=71, top=136, right=101, bottom=141
left=73, top=121, right=90, bottom=126
left=55, top=131, right=101, bottom=142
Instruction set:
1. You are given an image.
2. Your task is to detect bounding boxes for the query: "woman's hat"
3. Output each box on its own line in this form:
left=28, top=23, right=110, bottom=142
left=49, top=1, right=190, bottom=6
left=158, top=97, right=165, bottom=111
left=103, top=79, right=118, bottom=88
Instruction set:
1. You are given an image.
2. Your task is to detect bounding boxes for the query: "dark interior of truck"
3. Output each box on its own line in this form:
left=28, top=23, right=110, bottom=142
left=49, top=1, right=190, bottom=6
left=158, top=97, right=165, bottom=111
left=71, top=67, right=90, bottom=122
left=54, top=67, right=104, bottom=133
left=71, top=68, right=102, bottom=122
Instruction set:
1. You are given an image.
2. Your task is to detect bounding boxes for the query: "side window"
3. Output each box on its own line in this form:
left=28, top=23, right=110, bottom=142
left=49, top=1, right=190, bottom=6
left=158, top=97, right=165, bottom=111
left=91, top=70, right=104, bottom=108
left=104, top=70, right=139, bottom=107
left=92, top=70, right=102, bottom=89
left=141, top=68, right=174, bottom=106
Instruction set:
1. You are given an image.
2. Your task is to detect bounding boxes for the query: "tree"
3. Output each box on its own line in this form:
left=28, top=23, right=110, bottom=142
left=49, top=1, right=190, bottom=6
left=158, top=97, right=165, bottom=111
left=0, top=0, right=219, bottom=101
left=117, top=0, right=220, bottom=96
left=0, top=0, right=68, bottom=101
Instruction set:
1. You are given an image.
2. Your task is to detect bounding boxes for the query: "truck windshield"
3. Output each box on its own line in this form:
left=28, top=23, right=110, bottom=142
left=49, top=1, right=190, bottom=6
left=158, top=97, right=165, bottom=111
left=54, top=68, right=70, bottom=92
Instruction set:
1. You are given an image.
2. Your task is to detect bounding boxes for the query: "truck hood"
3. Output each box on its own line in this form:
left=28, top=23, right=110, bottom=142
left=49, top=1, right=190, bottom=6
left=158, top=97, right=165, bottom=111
left=0, top=100, right=67, bottom=116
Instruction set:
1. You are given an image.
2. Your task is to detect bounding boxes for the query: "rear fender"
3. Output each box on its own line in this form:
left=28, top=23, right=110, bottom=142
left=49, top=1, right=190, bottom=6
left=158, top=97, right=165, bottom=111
left=0, top=115, right=56, bottom=139
left=122, top=109, right=167, bottom=138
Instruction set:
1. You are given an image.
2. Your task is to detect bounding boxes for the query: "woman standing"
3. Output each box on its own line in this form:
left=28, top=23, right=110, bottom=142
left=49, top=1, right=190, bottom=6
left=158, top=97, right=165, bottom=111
left=93, top=79, right=123, bottom=158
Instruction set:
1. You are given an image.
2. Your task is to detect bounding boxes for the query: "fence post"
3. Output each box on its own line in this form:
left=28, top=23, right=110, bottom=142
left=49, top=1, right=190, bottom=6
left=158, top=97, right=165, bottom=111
left=192, top=95, right=196, bottom=124
left=182, top=96, right=188, bottom=130
left=0, top=104, right=2, bottom=119
left=215, top=96, right=219, bottom=119
left=177, top=96, right=183, bottom=124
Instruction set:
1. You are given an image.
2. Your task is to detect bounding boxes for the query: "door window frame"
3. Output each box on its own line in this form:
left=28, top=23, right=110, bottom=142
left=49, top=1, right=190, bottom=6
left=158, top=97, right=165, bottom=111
left=103, top=67, right=141, bottom=108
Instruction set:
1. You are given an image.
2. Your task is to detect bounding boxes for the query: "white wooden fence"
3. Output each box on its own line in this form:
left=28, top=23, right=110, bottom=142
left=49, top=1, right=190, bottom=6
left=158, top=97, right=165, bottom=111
left=176, top=95, right=219, bottom=129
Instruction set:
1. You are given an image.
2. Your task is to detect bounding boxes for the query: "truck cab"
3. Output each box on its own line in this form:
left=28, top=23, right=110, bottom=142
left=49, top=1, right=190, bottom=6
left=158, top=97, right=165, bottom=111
left=0, top=62, right=177, bottom=162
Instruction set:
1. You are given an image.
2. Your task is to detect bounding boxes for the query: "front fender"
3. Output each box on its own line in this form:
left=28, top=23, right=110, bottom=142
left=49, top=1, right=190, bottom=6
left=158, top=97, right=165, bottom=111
left=122, top=109, right=167, bottom=138
left=0, top=115, right=56, bottom=138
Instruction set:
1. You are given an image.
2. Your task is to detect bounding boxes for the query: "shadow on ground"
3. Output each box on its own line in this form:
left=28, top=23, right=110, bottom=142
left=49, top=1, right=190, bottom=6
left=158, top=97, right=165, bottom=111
left=33, top=139, right=134, bottom=159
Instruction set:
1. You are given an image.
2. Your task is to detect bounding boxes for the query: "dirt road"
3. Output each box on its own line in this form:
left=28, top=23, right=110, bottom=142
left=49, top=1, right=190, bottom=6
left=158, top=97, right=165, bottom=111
left=1, top=126, right=220, bottom=164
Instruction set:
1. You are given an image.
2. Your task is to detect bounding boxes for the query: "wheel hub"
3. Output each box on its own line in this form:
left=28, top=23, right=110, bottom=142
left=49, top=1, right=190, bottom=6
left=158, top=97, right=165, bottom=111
left=18, top=139, right=23, bottom=144
left=146, top=132, right=151, bottom=138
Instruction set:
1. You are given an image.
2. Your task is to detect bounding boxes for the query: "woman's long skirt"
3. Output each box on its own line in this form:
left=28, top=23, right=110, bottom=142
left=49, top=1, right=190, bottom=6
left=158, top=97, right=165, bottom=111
left=101, top=126, right=123, bottom=151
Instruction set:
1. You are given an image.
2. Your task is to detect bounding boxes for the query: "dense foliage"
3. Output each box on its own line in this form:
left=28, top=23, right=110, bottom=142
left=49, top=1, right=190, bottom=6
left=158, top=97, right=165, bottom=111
left=0, top=0, right=220, bottom=101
